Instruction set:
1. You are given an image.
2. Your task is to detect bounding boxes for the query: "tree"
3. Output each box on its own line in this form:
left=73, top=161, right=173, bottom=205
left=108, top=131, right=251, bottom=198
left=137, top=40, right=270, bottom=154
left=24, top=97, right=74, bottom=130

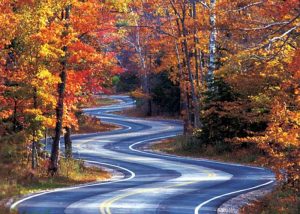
left=0, top=0, right=123, bottom=174
left=49, top=0, right=123, bottom=173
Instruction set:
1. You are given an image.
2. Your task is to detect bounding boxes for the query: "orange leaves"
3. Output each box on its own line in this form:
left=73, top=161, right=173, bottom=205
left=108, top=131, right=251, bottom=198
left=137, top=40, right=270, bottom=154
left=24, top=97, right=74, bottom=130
left=32, top=23, right=64, bottom=44
left=257, top=100, right=299, bottom=187
left=0, top=1, right=18, bottom=49
left=272, top=0, right=300, bottom=18
left=210, top=0, right=300, bottom=190
left=290, top=49, right=300, bottom=79
left=72, top=0, right=108, bottom=35
left=68, top=41, right=97, bottom=65
left=130, top=89, right=151, bottom=99
left=229, top=51, right=300, bottom=189
left=267, top=101, right=299, bottom=147
left=0, top=0, right=123, bottom=141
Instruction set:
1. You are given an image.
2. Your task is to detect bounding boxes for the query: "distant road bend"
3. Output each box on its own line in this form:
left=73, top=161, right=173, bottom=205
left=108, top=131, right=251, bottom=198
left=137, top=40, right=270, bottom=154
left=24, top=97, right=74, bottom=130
left=12, top=95, right=275, bottom=214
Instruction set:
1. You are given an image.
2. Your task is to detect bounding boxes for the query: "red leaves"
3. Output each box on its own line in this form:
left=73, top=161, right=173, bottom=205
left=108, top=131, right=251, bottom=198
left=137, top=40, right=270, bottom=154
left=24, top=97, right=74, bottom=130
left=0, top=0, right=123, bottom=142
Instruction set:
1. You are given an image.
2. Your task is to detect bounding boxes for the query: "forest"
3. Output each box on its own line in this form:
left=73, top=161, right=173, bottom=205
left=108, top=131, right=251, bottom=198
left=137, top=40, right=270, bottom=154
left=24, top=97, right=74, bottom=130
left=0, top=0, right=299, bottom=213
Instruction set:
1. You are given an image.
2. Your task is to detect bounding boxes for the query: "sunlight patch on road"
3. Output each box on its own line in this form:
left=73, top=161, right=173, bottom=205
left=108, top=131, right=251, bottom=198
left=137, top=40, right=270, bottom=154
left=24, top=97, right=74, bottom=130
left=99, top=167, right=230, bottom=214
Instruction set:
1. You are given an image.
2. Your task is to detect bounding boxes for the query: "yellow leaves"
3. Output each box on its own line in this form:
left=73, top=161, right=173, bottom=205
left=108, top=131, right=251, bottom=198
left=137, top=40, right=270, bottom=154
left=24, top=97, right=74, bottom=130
left=39, top=44, right=64, bottom=59
left=108, top=0, right=132, bottom=12
left=155, top=7, right=166, bottom=16
left=249, top=93, right=272, bottom=109
left=43, top=116, right=56, bottom=129
left=0, top=1, right=18, bottom=48
left=224, top=47, right=300, bottom=189
left=37, top=67, right=52, bottom=79
left=24, top=108, right=43, bottom=117
left=130, top=89, right=151, bottom=99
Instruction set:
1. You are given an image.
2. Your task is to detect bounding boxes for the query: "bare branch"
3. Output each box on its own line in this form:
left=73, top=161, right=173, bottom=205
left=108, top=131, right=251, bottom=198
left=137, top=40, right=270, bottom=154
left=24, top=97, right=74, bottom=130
left=197, top=0, right=210, bottom=9
left=230, top=1, right=263, bottom=12
left=269, top=23, right=300, bottom=43
left=242, top=22, right=290, bottom=31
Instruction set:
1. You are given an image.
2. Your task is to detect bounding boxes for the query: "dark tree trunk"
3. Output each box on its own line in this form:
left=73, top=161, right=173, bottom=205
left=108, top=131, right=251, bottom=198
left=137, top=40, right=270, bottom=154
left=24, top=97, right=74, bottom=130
left=32, top=141, right=37, bottom=169
left=49, top=68, right=66, bottom=174
left=64, top=127, right=72, bottom=159
left=147, top=99, right=152, bottom=117
left=146, top=56, right=152, bottom=116
left=182, top=30, right=201, bottom=129
left=13, top=99, right=17, bottom=132
left=192, top=0, right=200, bottom=87
left=49, top=6, right=70, bottom=175
left=32, top=87, right=38, bottom=170
left=174, top=17, right=192, bottom=132
left=199, top=50, right=205, bottom=84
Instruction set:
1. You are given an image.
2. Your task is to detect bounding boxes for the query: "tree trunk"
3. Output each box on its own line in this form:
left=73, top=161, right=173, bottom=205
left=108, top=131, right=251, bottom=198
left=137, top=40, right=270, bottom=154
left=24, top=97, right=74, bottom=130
left=32, top=141, right=37, bottom=169
left=146, top=55, right=152, bottom=116
left=171, top=14, right=189, bottom=133
left=13, top=99, right=17, bottom=132
left=182, top=21, right=201, bottom=129
left=49, top=6, right=70, bottom=175
left=175, top=43, right=189, bottom=133
left=199, top=50, right=205, bottom=84
left=49, top=69, right=66, bottom=174
left=32, top=87, right=38, bottom=170
left=44, top=128, right=48, bottom=150
left=208, top=0, right=217, bottom=88
left=192, top=1, right=200, bottom=87
left=132, top=15, right=152, bottom=116
left=64, top=127, right=72, bottom=159
left=170, top=1, right=202, bottom=130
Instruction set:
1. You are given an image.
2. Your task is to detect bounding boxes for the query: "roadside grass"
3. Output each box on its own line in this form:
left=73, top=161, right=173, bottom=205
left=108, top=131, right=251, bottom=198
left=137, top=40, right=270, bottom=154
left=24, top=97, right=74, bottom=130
left=151, top=136, right=262, bottom=165
left=75, top=114, right=119, bottom=134
left=0, top=96, right=118, bottom=213
left=116, top=106, right=179, bottom=120
left=0, top=158, right=110, bottom=213
left=115, top=105, right=146, bottom=118
left=241, top=187, right=299, bottom=214
left=80, top=96, right=119, bottom=108
left=151, top=136, right=299, bottom=214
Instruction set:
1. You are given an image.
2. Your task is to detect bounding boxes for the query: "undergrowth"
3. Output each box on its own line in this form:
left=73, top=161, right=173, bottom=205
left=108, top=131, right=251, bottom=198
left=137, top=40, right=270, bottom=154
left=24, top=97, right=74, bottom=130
left=151, top=136, right=299, bottom=214
left=0, top=158, right=110, bottom=213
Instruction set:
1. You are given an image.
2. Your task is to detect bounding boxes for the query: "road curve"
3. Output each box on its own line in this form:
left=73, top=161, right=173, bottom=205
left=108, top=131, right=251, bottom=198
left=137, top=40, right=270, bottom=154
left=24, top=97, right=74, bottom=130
left=12, top=95, right=275, bottom=214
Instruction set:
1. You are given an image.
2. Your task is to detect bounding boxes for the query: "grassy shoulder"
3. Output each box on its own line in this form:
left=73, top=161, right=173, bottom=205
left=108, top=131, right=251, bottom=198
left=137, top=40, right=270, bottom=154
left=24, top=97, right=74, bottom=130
left=80, top=96, right=119, bottom=108
left=75, top=113, right=119, bottom=134
left=0, top=96, right=119, bottom=213
left=75, top=96, right=121, bottom=134
left=150, top=136, right=299, bottom=214
left=241, top=186, right=299, bottom=214
left=0, top=158, right=110, bottom=213
left=115, top=104, right=179, bottom=121
left=151, top=136, right=261, bottom=164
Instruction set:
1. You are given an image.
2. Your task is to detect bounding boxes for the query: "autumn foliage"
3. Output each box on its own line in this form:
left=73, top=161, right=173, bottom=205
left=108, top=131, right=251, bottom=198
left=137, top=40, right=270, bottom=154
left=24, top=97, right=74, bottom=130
left=113, top=0, right=300, bottom=192
left=0, top=1, right=123, bottom=173
left=0, top=0, right=299, bottom=204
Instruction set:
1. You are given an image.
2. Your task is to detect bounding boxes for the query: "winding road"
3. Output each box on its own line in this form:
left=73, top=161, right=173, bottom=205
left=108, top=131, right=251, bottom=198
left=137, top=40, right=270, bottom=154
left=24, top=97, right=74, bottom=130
left=11, top=95, right=275, bottom=214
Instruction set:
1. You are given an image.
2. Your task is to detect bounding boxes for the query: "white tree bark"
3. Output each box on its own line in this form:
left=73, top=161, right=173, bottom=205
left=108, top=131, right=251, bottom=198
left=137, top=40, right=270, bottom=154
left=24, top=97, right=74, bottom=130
left=208, top=0, right=217, bottom=88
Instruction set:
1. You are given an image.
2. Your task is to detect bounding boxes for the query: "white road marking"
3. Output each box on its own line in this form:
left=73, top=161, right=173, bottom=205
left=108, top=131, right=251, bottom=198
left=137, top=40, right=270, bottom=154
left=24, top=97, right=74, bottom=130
left=131, top=138, right=267, bottom=171
left=129, top=134, right=275, bottom=214
left=10, top=162, right=135, bottom=211
left=89, top=97, right=275, bottom=213
left=194, top=180, right=275, bottom=214
left=12, top=96, right=275, bottom=214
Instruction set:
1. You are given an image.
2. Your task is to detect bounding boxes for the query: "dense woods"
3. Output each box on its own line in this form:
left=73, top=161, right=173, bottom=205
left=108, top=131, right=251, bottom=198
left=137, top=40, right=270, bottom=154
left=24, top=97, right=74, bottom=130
left=0, top=0, right=123, bottom=181
left=114, top=0, right=300, bottom=193
left=0, top=0, right=299, bottom=211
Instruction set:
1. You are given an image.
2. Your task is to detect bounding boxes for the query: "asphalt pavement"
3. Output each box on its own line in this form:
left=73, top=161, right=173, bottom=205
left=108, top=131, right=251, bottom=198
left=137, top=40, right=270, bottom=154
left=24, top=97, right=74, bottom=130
left=11, top=95, right=275, bottom=214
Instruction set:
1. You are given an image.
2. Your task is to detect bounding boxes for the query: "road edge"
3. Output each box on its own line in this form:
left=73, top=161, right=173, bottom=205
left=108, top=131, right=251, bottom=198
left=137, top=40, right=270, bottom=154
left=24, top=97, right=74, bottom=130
left=143, top=143, right=276, bottom=214
left=8, top=161, right=128, bottom=212
left=217, top=184, right=275, bottom=214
